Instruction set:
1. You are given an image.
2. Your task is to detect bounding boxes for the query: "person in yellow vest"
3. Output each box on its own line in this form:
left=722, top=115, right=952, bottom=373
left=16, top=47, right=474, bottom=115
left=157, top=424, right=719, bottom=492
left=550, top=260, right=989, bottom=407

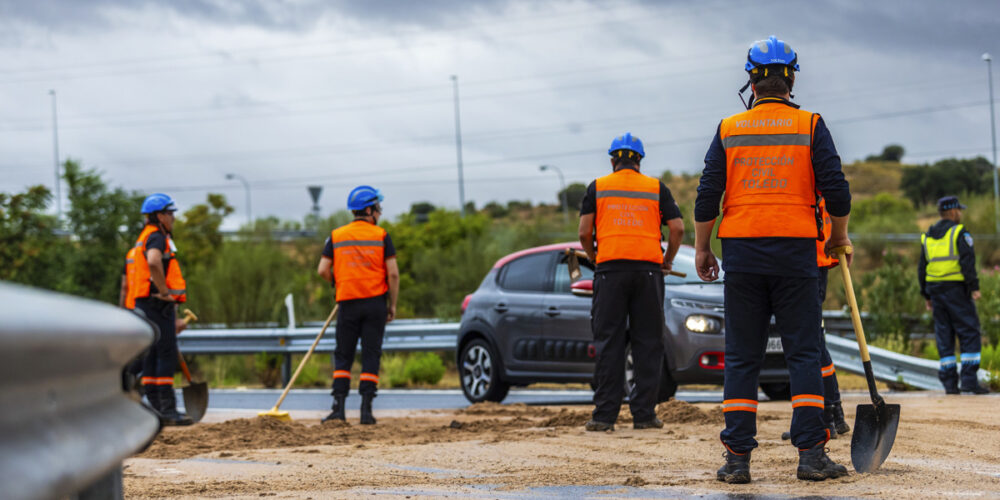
left=125, top=193, right=192, bottom=426
left=578, top=132, right=684, bottom=431
left=919, top=196, right=989, bottom=394
left=317, top=186, right=400, bottom=424
left=694, top=36, right=851, bottom=482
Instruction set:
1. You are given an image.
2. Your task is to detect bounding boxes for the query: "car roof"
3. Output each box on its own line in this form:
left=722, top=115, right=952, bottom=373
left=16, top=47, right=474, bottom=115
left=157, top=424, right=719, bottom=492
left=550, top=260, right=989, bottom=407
left=492, top=242, right=694, bottom=269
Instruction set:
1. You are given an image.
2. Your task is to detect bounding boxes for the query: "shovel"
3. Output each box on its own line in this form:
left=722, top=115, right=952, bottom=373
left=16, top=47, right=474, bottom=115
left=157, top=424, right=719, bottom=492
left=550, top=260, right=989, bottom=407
left=834, top=246, right=900, bottom=473
left=177, top=309, right=209, bottom=423
left=259, top=304, right=339, bottom=421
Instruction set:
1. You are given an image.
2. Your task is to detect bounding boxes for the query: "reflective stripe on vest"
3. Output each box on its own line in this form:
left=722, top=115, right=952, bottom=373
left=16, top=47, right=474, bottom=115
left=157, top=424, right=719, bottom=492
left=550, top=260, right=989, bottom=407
left=124, top=224, right=187, bottom=309
left=922, top=224, right=964, bottom=282
left=816, top=198, right=838, bottom=268
left=717, top=103, right=820, bottom=239
left=593, top=169, right=663, bottom=265
left=331, top=220, right=389, bottom=301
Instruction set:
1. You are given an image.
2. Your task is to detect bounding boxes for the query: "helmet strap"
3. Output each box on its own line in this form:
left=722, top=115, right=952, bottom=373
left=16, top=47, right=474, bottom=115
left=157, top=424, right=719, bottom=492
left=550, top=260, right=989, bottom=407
left=739, top=79, right=754, bottom=110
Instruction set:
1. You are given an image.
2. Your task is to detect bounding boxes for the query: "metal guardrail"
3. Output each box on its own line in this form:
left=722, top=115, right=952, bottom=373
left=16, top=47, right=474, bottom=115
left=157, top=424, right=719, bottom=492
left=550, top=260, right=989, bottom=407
left=178, top=310, right=971, bottom=390
left=0, top=282, right=159, bottom=500
left=177, top=319, right=460, bottom=354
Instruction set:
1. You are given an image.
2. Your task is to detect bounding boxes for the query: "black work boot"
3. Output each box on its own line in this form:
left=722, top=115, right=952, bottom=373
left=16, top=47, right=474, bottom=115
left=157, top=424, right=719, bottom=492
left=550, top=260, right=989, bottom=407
left=633, top=417, right=664, bottom=430
left=716, top=449, right=751, bottom=484
left=797, top=442, right=848, bottom=481
left=940, top=368, right=960, bottom=394
left=828, top=402, right=850, bottom=435
left=360, top=394, right=376, bottom=425
left=157, top=386, right=194, bottom=426
left=584, top=419, right=615, bottom=431
left=143, top=385, right=160, bottom=412
left=322, top=395, right=347, bottom=423
left=961, top=383, right=990, bottom=394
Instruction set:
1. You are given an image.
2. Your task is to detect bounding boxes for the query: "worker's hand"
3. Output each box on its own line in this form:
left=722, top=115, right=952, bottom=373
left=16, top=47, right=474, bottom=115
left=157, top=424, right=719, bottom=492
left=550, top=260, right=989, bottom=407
left=155, top=291, right=176, bottom=303
left=972, top=290, right=982, bottom=301
left=695, top=249, right=720, bottom=282
left=661, top=256, right=673, bottom=274
left=175, top=318, right=188, bottom=334
left=824, top=236, right=853, bottom=267
left=387, top=305, right=396, bottom=323
left=925, top=300, right=932, bottom=311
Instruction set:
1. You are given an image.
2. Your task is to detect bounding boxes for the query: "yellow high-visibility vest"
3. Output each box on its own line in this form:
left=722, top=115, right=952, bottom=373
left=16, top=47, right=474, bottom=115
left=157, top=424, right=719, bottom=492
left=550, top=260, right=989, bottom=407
left=922, top=224, right=964, bottom=282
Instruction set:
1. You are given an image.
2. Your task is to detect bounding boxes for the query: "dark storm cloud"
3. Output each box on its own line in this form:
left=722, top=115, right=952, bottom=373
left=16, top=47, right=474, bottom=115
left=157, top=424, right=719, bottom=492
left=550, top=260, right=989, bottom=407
left=0, top=0, right=518, bottom=32
left=708, top=0, right=1000, bottom=58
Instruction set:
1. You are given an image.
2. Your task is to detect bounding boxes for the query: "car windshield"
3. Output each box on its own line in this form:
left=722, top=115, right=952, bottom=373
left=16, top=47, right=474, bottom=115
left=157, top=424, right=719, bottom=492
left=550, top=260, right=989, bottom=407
left=666, top=247, right=723, bottom=285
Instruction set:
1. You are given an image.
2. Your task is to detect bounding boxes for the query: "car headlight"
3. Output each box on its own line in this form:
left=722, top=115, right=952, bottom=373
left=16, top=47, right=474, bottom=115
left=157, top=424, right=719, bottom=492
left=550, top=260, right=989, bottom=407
left=685, top=314, right=722, bottom=334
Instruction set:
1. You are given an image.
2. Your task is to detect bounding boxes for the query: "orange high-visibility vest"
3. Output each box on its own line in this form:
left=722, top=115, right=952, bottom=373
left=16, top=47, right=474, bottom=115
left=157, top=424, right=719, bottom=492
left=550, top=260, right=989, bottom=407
left=815, top=198, right=838, bottom=268
left=717, top=102, right=821, bottom=239
left=125, top=224, right=187, bottom=309
left=331, top=220, right=389, bottom=302
left=594, top=168, right=663, bottom=265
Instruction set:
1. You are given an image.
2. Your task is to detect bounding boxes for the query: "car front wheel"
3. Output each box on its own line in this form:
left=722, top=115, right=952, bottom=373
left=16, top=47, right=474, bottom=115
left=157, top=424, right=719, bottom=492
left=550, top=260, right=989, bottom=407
left=625, top=345, right=677, bottom=403
left=460, top=338, right=510, bottom=404
left=760, top=382, right=792, bottom=401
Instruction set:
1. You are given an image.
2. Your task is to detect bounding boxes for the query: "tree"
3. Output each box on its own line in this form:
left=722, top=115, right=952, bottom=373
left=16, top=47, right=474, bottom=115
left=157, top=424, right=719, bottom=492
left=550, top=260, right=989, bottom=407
left=865, top=144, right=905, bottom=163
left=0, top=185, right=65, bottom=289
left=173, top=193, right=234, bottom=271
left=61, top=160, right=145, bottom=303
left=901, top=156, right=992, bottom=206
left=559, top=183, right=587, bottom=212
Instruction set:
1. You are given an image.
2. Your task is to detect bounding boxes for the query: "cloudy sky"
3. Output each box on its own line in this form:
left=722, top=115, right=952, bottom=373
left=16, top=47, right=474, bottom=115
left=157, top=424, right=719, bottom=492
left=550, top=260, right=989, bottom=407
left=1, top=0, right=998, bottom=227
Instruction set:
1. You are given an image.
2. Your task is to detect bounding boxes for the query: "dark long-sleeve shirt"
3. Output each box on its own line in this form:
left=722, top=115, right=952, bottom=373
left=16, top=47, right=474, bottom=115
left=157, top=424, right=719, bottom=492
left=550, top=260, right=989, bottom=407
left=918, top=219, right=979, bottom=298
left=694, top=97, right=851, bottom=278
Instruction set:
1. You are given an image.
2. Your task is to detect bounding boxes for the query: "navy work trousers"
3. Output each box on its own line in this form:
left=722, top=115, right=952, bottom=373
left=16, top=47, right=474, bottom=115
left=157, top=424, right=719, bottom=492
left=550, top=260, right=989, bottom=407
left=927, top=282, right=983, bottom=391
left=817, top=268, right=841, bottom=405
left=590, top=269, right=665, bottom=424
left=332, top=295, right=387, bottom=398
left=136, top=298, right=177, bottom=387
left=721, top=272, right=826, bottom=453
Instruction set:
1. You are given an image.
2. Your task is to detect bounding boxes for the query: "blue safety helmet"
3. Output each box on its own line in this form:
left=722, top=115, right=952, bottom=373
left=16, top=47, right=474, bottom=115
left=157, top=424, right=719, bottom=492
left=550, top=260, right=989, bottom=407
left=745, top=35, right=799, bottom=77
left=607, top=132, right=645, bottom=160
left=141, top=193, right=177, bottom=214
left=347, top=185, right=384, bottom=211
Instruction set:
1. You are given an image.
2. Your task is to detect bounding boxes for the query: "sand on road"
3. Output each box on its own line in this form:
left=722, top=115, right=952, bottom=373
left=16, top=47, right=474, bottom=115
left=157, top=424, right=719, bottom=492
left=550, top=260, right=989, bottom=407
left=125, top=393, right=1000, bottom=499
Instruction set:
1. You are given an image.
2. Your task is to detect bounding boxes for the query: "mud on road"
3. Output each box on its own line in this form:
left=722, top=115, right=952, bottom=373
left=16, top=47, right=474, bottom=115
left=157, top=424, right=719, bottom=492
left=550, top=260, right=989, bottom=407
left=125, top=395, right=1000, bottom=499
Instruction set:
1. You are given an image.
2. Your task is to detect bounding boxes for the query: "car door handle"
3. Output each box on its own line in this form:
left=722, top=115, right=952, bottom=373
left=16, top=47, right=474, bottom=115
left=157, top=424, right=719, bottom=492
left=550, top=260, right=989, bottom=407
left=494, top=303, right=508, bottom=313
left=545, top=306, right=561, bottom=317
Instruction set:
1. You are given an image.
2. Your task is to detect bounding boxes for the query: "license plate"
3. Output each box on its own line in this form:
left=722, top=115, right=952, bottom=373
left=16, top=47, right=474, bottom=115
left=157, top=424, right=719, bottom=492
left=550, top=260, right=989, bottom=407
left=766, top=337, right=783, bottom=353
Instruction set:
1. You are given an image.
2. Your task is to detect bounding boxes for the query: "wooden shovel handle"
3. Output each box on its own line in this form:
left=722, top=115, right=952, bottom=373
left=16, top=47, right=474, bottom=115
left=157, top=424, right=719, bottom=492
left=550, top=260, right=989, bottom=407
left=835, top=247, right=870, bottom=363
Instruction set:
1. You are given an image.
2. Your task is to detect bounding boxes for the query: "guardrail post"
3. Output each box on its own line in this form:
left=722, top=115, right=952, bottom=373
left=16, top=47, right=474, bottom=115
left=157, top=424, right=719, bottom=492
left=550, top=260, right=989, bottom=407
left=281, top=354, right=292, bottom=387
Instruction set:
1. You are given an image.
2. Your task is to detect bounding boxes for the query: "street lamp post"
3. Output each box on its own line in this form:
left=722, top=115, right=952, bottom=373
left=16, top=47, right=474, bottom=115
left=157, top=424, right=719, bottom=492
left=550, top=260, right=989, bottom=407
left=984, top=53, right=1000, bottom=233
left=540, top=164, right=568, bottom=226
left=451, top=75, right=467, bottom=216
left=226, top=173, right=252, bottom=227
left=49, top=90, right=61, bottom=223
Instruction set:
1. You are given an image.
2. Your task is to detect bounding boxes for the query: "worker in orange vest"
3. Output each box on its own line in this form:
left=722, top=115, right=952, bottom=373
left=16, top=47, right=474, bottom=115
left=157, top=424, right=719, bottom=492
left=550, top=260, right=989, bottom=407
left=317, top=186, right=400, bottom=425
left=125, top=193, right=192, bottom=426
left=694, top=36, right=851, bottom=483
left=782, top=198, right=851, bottom=441
left=578, top=132, right=685, bottom=431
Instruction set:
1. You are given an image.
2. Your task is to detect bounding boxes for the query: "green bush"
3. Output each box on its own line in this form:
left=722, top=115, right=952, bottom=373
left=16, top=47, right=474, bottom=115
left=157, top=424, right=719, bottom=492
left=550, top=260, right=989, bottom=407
left=854, top=252, right=925, bottom=342
left=381, top=354, right=409, bottom=388
left=403, top=352, right=446, bottom=385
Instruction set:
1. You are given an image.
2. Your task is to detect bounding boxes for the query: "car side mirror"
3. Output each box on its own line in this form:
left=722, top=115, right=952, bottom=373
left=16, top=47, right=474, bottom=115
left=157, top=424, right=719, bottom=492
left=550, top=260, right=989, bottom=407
left=571, top=279, right=593, bottom=297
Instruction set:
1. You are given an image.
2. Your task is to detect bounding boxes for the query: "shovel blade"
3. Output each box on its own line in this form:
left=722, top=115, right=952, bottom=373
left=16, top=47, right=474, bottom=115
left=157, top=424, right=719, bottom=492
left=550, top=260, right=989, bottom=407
left=850, top=403, right=901, bottom=473
left=182, top=382, right=209, bottom=423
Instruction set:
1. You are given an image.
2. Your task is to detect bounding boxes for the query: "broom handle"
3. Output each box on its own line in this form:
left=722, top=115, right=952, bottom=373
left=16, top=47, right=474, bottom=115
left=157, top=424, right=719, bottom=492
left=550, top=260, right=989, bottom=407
left=178, top=351, right=194, bottom=383
left=834, top=246, right=884, bottom=407
left=271, top=304, right=338, bottom=411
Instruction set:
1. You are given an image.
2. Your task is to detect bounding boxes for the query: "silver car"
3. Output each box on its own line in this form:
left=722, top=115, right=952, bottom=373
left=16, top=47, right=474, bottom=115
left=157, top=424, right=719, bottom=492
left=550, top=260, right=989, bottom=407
left=456, top=243, right=791, bottom=403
